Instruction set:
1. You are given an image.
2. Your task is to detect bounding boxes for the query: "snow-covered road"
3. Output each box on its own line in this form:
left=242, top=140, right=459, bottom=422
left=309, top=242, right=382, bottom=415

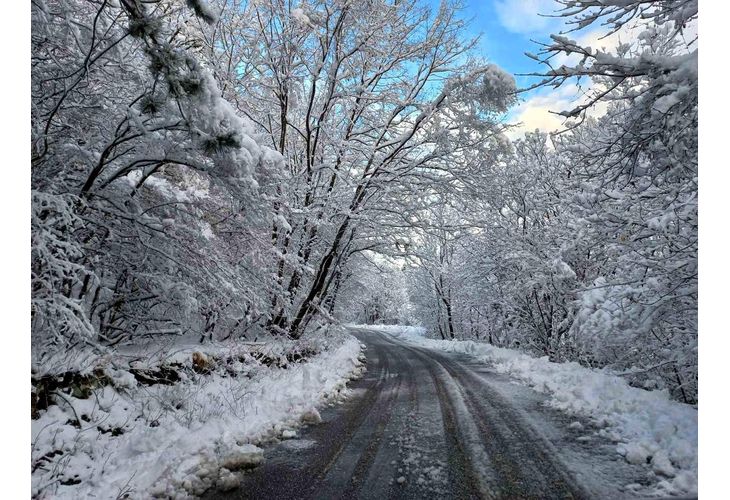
left=206, top=327, right=661, bottom=499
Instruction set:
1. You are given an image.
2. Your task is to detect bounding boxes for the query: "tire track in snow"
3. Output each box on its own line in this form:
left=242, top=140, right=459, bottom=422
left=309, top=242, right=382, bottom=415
left=357, top=336, right=453, bottom=498
left=376, top=333, right=494, bottom=499
left=378, top=333, right=589, bottom=499
left=328, top=340, right=404, bottom=498
left=206, top=329, right=593, bottom=499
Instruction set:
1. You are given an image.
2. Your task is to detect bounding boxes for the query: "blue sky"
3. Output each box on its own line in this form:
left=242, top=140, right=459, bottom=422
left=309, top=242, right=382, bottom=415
left=424, top=0, right=565, bottom=88
left=423, top=0, right=582, bottom=136
left=420, top=0, right=678, bottom=136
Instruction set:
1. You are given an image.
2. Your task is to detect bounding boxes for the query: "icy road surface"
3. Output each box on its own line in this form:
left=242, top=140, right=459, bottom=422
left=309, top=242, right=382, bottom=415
left=206, top=327, right=661, bottom=499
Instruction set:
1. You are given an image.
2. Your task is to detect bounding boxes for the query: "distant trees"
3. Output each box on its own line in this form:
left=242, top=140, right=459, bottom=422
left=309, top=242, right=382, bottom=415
left=333, top=256, right=415, bottom=325
left=407, top=131, right=581, bottom=351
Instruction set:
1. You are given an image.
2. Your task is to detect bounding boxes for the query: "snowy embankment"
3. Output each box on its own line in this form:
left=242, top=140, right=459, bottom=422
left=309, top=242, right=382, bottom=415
left=362, top=324, right=697, bottom=497
left=31, top=329, right=364, bottom=499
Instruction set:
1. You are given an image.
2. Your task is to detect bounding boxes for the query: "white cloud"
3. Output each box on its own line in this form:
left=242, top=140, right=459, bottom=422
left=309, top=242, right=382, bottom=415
left=505, top=86, right=575, bottom=140
left=499, top=6, right=697, bottom=141
left=506, top=104, right=565, bottom=139
left=505, top=22, right=647, bottom=140
left=505, top=84, right=609, bottom=140
left=494, top=0, right=562, bottom=35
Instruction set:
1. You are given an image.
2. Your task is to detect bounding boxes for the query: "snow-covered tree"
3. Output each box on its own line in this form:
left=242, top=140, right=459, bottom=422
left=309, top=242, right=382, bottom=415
left=195, top=0, right=516, bottom=337
left=540, top=0, right=698, bottom=402
left=407, top=0, right=697, bottom=402
left=31, top=0, right=281, bottom=355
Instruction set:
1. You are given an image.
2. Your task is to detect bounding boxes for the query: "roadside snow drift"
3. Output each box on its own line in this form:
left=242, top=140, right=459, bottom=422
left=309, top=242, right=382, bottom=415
left=372, top=325, right=698, bottom=497
left=31, top=331, right=363, bottom=499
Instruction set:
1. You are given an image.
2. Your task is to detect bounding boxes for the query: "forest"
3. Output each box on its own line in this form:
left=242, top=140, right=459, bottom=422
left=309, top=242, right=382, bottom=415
left=30, top=0, right=698, bottom=497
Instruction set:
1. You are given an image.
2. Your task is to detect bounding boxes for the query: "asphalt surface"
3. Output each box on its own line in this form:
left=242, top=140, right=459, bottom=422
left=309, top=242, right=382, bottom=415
left=204, top=328, right=633, bottom=499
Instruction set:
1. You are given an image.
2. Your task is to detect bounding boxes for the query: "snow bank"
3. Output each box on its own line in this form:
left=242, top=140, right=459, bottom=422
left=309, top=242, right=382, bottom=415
left=382, top=326, right=698, bottom=497
left=31, top=331, right=363, bottom=499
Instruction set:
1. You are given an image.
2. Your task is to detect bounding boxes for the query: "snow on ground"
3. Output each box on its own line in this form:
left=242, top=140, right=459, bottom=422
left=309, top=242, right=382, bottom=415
left=31, top=328, right=364, bottom=499
left=364, top=324, right=698, bottom=497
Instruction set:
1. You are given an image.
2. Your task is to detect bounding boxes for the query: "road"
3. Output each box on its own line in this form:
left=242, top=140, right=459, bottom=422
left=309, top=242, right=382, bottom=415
left=206, top=327, right=650, bottom=499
